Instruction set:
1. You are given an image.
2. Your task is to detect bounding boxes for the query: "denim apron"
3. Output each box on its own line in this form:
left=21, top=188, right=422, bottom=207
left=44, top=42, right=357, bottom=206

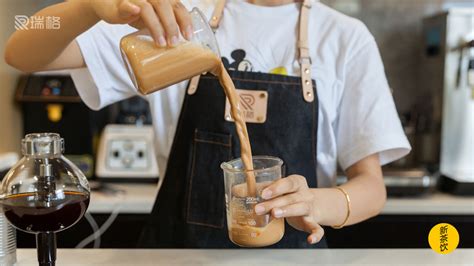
left=138, top=0, right=327, bottom=248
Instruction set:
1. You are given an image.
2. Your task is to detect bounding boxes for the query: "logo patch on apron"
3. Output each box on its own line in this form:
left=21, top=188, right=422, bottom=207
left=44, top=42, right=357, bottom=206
left=224, top=89, right=268, bottom=124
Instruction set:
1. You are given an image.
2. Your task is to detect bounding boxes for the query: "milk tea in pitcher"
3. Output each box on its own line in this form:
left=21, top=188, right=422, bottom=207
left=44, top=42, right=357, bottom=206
left=120, top=8, right=220, bottom=95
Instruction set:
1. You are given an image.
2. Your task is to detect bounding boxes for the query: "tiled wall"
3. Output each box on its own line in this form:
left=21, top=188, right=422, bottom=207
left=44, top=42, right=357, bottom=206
left=321, top=0, right=472, bottom=114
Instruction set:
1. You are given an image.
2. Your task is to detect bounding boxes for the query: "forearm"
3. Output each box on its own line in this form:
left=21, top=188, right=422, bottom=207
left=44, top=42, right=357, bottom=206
left=312, top=175, right=386, bottom=227
left=4, top=0, right=98, bottom=72
left=313, top=155, right=386, bottom=227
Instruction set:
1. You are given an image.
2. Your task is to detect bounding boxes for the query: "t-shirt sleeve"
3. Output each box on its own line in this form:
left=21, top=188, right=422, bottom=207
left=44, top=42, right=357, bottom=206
left=69, top=21, right=137, bottom=110
left=336, top=36, right=411, bottom=170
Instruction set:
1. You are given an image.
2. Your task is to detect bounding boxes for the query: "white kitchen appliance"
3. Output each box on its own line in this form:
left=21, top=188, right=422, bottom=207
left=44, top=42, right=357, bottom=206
left=422, top=9, right=474, bottom=195
left=96, top=124, right=159, bottom=182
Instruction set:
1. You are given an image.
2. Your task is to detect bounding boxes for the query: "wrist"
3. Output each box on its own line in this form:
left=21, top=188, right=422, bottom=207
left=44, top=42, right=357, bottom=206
left=309, top=188, right=325, bottom=224
left=310, top=188, right=348, bottom=226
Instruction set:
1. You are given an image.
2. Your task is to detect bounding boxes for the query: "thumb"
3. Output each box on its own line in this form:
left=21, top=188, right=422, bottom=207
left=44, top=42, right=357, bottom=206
left=307, top=224, right=325, bottom=245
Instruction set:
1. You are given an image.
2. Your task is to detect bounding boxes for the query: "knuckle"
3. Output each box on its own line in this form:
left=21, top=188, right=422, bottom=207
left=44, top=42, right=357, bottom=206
left=172, top=1, right=185, bottom=10
left=141, top=1, right=153, bottom=9
left=303, top=202, right=311, bottom=214
left=302, top=190, right=314, bottom=202
left=154, top=27, right=165, bottom=35
left=271, top=179, right=284, bottom=193
left=296, top=175, right=307, bottom=186
left=289, top=193, right=299, bottom=204
left=289, top=175, right=303, bottom=191
left=133, top=0, right=147, bottom=5
left=162, top=20, right=177, bottom=29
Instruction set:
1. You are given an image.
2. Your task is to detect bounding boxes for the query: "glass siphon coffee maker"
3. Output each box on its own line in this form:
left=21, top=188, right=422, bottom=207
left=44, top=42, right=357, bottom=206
left=0, top=133, right=90, bottom=266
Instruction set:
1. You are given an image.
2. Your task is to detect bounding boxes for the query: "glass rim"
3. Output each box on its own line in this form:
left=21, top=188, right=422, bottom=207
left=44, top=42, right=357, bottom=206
left=220, top=156, right=283, bottom=174
left=190, top=7, right=221, bottom=57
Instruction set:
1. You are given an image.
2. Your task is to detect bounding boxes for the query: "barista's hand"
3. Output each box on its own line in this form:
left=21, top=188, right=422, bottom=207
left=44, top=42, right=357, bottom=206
left=88, top=0, right=193, bottom=46
left=254, top=175, right=324, bottom=245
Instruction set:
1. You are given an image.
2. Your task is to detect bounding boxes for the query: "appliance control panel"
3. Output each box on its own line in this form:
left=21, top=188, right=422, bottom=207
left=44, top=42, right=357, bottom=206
left=96, top=124, right=159, bottom=179
left=107, top=139, right=149, bottom=170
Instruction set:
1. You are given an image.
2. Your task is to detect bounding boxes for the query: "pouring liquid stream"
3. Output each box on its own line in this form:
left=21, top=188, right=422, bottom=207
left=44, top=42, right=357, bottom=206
left=213, top=63, right=257, bottom=198
left=121, top=36, right=263, bottom=226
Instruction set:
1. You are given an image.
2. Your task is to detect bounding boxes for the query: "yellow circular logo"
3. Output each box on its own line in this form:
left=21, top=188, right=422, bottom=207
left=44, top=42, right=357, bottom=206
left=428, top=223, right=459, bottom=254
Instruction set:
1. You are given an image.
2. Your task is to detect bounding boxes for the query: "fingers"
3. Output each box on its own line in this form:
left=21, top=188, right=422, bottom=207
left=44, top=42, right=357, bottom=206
left=261, top=175, right=308, bottom=200
left=133, top=0, right=167, bottom=47
left=171, top=1, right=193, bottom=40
left=271, top=202, right=312, bottom=218
left=150, top=0, right=180, bottom=46
left=255, top=193, right=313, bottom=217
left=307, top=224, right=325, bottom=245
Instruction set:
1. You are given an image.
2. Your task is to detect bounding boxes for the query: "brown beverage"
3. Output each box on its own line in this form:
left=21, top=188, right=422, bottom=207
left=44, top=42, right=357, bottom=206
left=228, top=196, right=284, bottom=247
left=1, top=191, right=89, bottom=233
left=121, top=36, right=257, bottom=195
left=121, top=37, right=284, bottom=246
left=121, top=37, right=220, bottom=95
left=230, top=218, right=285, bottom=247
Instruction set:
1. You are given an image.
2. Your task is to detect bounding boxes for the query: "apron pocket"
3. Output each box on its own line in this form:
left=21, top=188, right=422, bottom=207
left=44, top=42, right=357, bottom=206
left=186, top=129, right=232, bottom=229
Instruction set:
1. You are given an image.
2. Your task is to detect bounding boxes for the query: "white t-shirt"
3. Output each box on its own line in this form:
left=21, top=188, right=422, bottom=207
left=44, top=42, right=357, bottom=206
left=70, top=0, right=411, bottom=187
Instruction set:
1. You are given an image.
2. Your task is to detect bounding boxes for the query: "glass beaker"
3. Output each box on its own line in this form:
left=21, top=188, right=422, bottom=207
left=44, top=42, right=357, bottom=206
left=0, top=133, right=90, bottom=266
left=221, top=156, right=285, bottom=247
left=120, top=7, right=221, bottom=95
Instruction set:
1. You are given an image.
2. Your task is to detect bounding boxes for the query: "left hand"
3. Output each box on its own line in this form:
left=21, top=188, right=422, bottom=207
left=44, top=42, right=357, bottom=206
left=254, top=175, right=324, bottom=245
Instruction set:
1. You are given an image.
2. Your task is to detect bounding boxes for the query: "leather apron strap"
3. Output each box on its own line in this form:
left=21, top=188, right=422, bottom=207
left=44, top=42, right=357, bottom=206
left=188, top=0, right=314, bottom=103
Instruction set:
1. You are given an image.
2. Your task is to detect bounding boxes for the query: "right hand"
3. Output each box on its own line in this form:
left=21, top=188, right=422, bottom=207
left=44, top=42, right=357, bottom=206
left=88, top=0, right=193, bottom=47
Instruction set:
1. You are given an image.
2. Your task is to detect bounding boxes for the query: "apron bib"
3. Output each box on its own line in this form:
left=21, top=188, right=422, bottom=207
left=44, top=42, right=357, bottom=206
left=138, top=0, right=326, bottom=248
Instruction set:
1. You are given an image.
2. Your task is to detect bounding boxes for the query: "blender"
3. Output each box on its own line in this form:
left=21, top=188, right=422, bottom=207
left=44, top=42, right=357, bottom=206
left=0, top=133, right=90, bottom=266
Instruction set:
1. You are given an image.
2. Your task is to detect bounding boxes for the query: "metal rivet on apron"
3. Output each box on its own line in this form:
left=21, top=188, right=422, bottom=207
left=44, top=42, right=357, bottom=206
left=257, top=116, right=263, bottom=122
left=212, top=16, right=217, bottom=20
left=225, top=115, right=232, bottom=121
left=306, top=91, right=312, bottom=97
left=259, top=93, right=266, bottom=99
left=305, top=80, right=310, bottom=85
left=304, top=68, right=309, bottom=74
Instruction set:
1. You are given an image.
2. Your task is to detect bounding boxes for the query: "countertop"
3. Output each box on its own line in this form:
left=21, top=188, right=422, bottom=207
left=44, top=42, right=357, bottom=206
left=16, top=249, right=474, bottom=265
left=88, top=183, right=474, bottom=215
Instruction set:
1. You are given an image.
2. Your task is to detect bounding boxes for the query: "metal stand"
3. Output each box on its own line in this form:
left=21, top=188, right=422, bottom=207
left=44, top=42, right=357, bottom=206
left=36, top=232, right=56, bottom=266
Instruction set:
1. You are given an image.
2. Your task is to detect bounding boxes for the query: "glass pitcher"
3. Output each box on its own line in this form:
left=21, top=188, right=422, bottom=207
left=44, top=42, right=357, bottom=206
left=121, top=7, right=221, bottom=95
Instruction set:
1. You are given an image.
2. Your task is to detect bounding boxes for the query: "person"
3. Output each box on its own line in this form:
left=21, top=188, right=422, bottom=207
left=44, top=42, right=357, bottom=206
left=4, top=0, right=411, bottom=248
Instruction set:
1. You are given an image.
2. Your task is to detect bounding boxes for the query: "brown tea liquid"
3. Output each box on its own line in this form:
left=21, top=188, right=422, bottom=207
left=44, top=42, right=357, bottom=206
left=121, top=38, right=283, bottom=246
left=121, top=37, right=220, bottom=95
left=212, top=63, right=257, bottom=196
left=121, top=36, right=257, bottom=195
left=1, top=191, right=89, bottom=233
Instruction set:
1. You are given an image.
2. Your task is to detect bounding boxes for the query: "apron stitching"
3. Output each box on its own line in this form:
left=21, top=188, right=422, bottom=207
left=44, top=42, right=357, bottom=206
left=312, top=87, right=318, bottom=187
left=186, top=220, right=224, bottom=229
left=185, top=132, right=198, bottom=226
left=195, top=138, right=232, bottom=147
left=185, top=130, right=225, bottom=229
